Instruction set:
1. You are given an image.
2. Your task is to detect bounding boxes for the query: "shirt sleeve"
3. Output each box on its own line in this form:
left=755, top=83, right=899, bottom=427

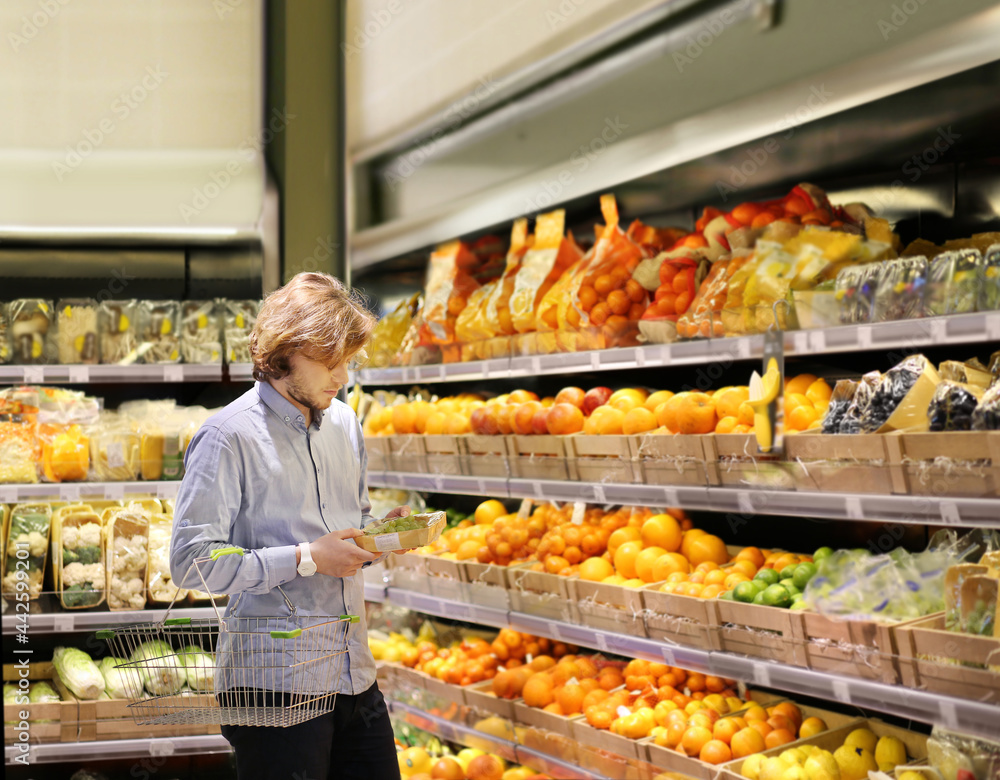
left=169, top=424, right=298, bottom=595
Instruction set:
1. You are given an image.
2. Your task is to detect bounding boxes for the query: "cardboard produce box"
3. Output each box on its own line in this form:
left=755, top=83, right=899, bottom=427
left=895, top=612, right=1000, bottom=703
left=642, top=584, right=717, bottom=650
left=506, top=563, right=579, bottom=623
left=3, top=662, right=79, bottom=744
left=571, top=718, right=640, bottom=761
left=633, top=433, right=711, bottom=488
left=712, top=599, right=806, bottom=666
left=885, top=430, right=1000, bottom=498
left=566, top=434, right=643, bottom=484
left=793, top=611, right=920, bottom=684
left=517, top=721, right=580, bottom=765
left=462, top=560, right=510, bottom=611
left=387, top=434, right=428, bottom=473
left=571, top=578, right=647, bottom=637
left=423, top=434, right=465, bottom=476
left=460, top=434, right=511, bottom=478
left=702, top=434, right=798, bottom=490
left=783, top=432, right=897, bottom=494
left=386, top=551, right=428, bottom=591
left=512, top=699, right=580, bottom=740
left=424, top=554, right=467, bottom=602
left=363, top=436, right=392, bottom=472
left=462, top=679, right=515, bottom=721
left=508, top=435, right=574, bottom=481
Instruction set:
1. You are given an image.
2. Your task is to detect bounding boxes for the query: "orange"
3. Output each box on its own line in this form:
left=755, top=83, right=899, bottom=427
left=653, top=552, right=691, bottom=581
left=424, top=411, right=448, bottom=435
left=747, top=720, right=772, bottom=739
left=737, top=401, right=755, bottom=427
left=680, top=528, right=706, bottom=559
left=704, top=569, right=728, bottom=586
left=771, top=702, right=803, bottom=731
left=700, top=584, right=724, bottom=599
left=608, top=388, right=649, bottom=412
left=713, top=718, right=742, bottom=745
left=798, top=716, right=827, bottom=738
left=783, top=392, right=812, bottom=417
left=700, top=739, right=733, bottom=765
left=675, top=392, right=717, bottom=435
left=724, top=573, right=751, bottom=590
left=743, top=704, right=767, bottom=722
left=592, top=405, right=626, bottom=435
left=764, top=729, right=795, bottom=749
left=431, top=756, right=465, bottom=780
left=521, top=675, right=554, bottom=708
left=730, top=727, right=766, bottom=758
left=613, top=541, right=643, bottom=579
left=623, top=407, right=658, bottom=435
left=555, top=683, right=585, bottom=715
left=785, top=373, right=819, bottom=396
left=681, top=725, right=714, bottom=757
left=731, top=559, right=758, bottom=577
left=665, top=721, right=687, bottom=748
left=686, top=534, right=729, bottom=567
left=735, top=546, right=765, bottom=568
left=715, top=386, right=750, bottom=419
left=641, top=514, right=683, bottom=552
left=715, top=416, right=738, bottom=434
left=608, top=526, right=641, bottom=557
left=392, top=403, right=418, bottom=434
left=546, top=403, right=585, bottom=435
left=787, top=404, right=818, bottom=431
left=475, top=499, right=507, bottom=526
left=644, top=390, right=675, bottom=412
left=805, top=378, right=832, bottom=405
left=579, top=557, right=615, bottom=582
left=766, top=714, right=795, bottom=733
left=635, top=546, right=668, bottom=582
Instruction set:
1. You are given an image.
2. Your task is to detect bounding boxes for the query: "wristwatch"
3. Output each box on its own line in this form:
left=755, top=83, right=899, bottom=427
left=297, top=542, right=317, bottom=577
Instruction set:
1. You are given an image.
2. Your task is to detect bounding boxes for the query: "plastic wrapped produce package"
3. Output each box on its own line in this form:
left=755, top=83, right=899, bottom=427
left=53, top=505, right=105, bottom=609
left=872, top=256, right=928, bottom=322
left=981, top=243, right=1000, bottom=311
left=147, top=512, right=188, bottom=604
left=179, top=300, right=222, bottom=364
left=820, top=379, right=858, bottom=433
left=926, top=249, right=983, bottom=316
left=1, top=503, right=52, bottom=600
left=835, top=263, right=880, bottom=324
left=223, top=299, right=258, bottom=364
left=9, top=299, right=53, bottom=364
left=136, top=300, right=181, bottom=364
left=862, top=354, right=942, bottom=433
left=89, top=411, right=141, bottom=481
left=972, top=383, right=1000, bottom=430
left=98, top=300, right=137, bottom=364
left=0, top=303, right=9, bottom=364
left=838, top=370, right=881, bottom=434
left=104, top=503, right=149, bottom=610
left=0, top=409, right=40, bottom=483
left=928, top=381, right=983, bottom=431
left=55, top=299, right=99, bottom=364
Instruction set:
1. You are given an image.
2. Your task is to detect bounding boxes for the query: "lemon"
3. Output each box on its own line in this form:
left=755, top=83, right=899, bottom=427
left=782, top=766, right=806, bottom=780
left=874, top=735, right=907, bottom=772
left=761, top=757, right=793, bottom=780
left=780, top=748, right=810, bottom=766
left=457, top=748, right=485, bottom=771
left=834, top=746, right=878, bottom=780
left=399, top=746, right=432, bottom=777
left=897, top=772, right=928, bottom=780
left=742, top=753, right=765, bottom=779
left=843, top=728, right=878, bottom=754
left=803, top=751, right=841, bottom=780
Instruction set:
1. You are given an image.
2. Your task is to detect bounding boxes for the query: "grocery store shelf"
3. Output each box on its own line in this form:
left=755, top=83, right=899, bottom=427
left=0, top=363, right=223, bottom=384
left=4, top=734, right=231, bottom=765
left=228, top=363, right=254, bottom=382
left=358, top=311, right=1000, bottom=385
left=1, top=604, right=215, bottom=635
left=0, top=481, right=179, bottom=503
left=364, top=581, right=388, bottom=603
left=386, top=587, right=510, bottom=629
left=368, top=472, right=1000, bottom=527
left=383, top=587, right=1000, bottom=741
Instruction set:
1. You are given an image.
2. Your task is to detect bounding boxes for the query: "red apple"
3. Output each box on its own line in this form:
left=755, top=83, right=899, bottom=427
left=582, top=386, right=613, bottom=416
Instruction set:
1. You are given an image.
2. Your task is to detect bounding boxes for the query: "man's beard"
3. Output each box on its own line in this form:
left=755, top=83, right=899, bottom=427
left=285, top=373, right=332, bottom=419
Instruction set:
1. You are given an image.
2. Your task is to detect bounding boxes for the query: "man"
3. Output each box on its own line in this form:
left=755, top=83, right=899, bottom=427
left=170, top=272, right=405, bottom=780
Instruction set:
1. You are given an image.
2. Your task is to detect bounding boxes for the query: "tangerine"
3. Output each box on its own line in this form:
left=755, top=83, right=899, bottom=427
left=635, top=546, right=668, bottom=582
left=623, top=407, right=658, bottom=435
left=641, top=514, right=683, bottom=552
left=700, top=739, right=733, bottom=765
left=730, top=727, right=766, bottom=758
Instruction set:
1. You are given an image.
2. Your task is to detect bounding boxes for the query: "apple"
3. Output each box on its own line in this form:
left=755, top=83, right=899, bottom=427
left=582, top=386, right=613, bottom=416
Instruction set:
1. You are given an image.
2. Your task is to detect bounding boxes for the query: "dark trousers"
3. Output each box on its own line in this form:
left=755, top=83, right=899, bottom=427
left=220, top=683, right=399, bottom=780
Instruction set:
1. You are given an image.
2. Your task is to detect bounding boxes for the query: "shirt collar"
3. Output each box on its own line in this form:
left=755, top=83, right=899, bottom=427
left=256, top=380, right=323, bottom=432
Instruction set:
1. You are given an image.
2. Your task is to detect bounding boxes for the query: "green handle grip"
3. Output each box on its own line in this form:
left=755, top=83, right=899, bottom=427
left=210, top=546, right=245, bottom=561
left=164, top=617, right=192, bottom=626
left=270, top=628, right=302, bottom=639
left=341, top=614, right=359, bottom=623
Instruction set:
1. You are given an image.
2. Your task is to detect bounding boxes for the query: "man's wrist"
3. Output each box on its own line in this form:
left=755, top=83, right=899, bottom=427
left=296, top=547, right=301, bottom=565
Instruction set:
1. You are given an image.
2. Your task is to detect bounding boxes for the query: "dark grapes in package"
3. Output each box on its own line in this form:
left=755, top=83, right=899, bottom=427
left=972, top=383, right=1000, bottom=431
left=839, top=371, right=881, bottom=434
left=861, top=355, right=935, bottom=433
left=927, top=381, right=982, bottom=431
left=822, top=379, right=858, bottom=434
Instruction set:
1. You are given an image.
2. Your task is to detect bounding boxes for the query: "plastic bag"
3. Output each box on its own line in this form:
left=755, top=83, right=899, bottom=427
left=820, top=379, right=858, bottom=434
left=8, top=299, right=53, bottom=364
left=1, top=503, right=51, bottom=600
left=861, top=354, right=940, bottom=433
left=179, top=301, right=222, bottom=364
left=838, top=370, right=881, bottom=434
left=53, top=506, right=105, bottom=609
left=835, top=264, right=879, bottom=324
left=927, top=248, right=982, bottom=316
left=104, top=504, right=149, bottom=611
left=971, top=382, right=1000, bottom=430
left=927, top=726, right=1000, bottom=780
left=89, top=412, right=141, bottom=481
left=148, top=513, right=188, bottom=604
left=638, top=250, right=709, bottom=344
left=675, top=254, right=750, bottom=339
left=479, top=218, right=532, bottom=340
left=135, top=301, right=181, bottom=364
left=55, top=299, right=99, bottom=364
left=872, top=256, right=927, bottom=322
left=223, top=299, right=259, bottom=365
left=981, top=243, right=1000, bottom=311
left=98, top=300, right=137, bottom=364
left=365, top=293, right=419, bottom=369
left=928, top=381, right=983, bottom=431
left=0, top=389, right=40, bottom=483
left=0, top=303, right=9, bottom=364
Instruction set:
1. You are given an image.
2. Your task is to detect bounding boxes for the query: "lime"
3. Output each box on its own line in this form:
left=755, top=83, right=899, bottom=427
left=793, top=562, right=818, bottom=590
left=790, top=600, right=810, bottom=611
left=734, top=581, right=759, bottom=603
left=754, top=568, right=780, bottom=586
left=719, top=590, right=735, bottom=601
left=813, top=546, right=833, bottom=562
left=753, top=590, right=767, bottom=605
left=779, top=564, right=798, bottom=580
left=780, top=580, right=801, bottom=597
left=761, top=584, right=792, bottom=608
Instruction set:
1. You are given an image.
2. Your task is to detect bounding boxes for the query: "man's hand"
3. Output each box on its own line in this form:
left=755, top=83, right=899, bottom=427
left=384, top=505, right=411, bottom=521
left=310, top=528, right=379, bottom=578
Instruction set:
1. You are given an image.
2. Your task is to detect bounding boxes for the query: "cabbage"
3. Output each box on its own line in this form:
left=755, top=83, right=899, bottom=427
left=52, top=647, right=106, bottom=700
left=177, top=646, right=215, bottom=692
left=129, top=640, right=183, bottom=696
left=28, top=681, right=60, bottom=703
left=97, top=657, right=144, bottom=700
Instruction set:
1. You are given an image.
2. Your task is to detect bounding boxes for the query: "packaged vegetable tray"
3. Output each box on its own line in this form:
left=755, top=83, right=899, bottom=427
left=355, top=511, right=446, bottom=553
left=55, top=299, right=99, bottom=364
left=137, top=300, right=181, bottom=364
left=52, top=505, right=105, bottom=609
left=926, top=248, right=982, bottom=316
left=98, top=300, right=137, bottom=364
left=180, top=300, right=223, bottom=364
left=1, top=503, right=52, bottom=600
left=147, top=512, right=188, bottom=605
left=8, top=299, right=53, bottom=364
left=104, top=504, right=150, bottom=611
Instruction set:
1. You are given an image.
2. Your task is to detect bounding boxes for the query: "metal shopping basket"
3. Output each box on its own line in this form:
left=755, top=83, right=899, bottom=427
left=96, top=547, right=358, bottom=728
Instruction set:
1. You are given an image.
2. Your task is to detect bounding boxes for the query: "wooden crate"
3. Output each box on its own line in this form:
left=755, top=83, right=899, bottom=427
left=885, top=431, right=1000, bottom=497
left=566, top=434, right=643, bottom=484
left=571, top=719, right=640, bottom=761
left=703, top=434, right=798, bottom=490
left=512, top=700, right=580, bottom=740
left=83, top=695, right=221, bottom=741
left=386, top=551, right=428, bottom=592
left=895, top=612, right=1000, bottom=702
left=462, top=561, right=510, bottom=611
left=518, top=722, right=581, bottom=765
left=388, top=434, right=428, bottom=473
left=506, top=563, right=579, bottom=623
left=572, top=578, right=647, bottom=637
left=785, top=432, right=898, bottom=494
left=641, top=584, right=717, bottom=650
left=508, top=435, right=573, bottom=481
left=459, top=434, right=511, bottom=478
left=462, top=680, right=515, bottom=720
left=642, top=740, right=718, bottom=780
left=423, top=434, right=465, bottom=476
left=363, top=436, right=392, bottom=472
left=424, top=555, right=467, bottom=602
left=634, top=433, right=711, bottom=488
left=3, top=662, right=78, bottom=744
left=794, top=611, right=917, bottom=684
left=712, top=600, right=806, bottom=665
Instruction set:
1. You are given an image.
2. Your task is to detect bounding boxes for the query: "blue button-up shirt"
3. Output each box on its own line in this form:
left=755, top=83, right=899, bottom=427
left=169, top=381, right=377, bottom=695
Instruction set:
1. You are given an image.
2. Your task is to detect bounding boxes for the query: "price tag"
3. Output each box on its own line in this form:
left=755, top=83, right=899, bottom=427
left=595, top=633, right=609, bottom=652
left=436, top=365, right=447, bottom=381
left=590, top=352, right=601, bottom=370
left=163, top=365, right=184, bottom=382
left=939, top=502, right=961, bottom=525
left=570, top=501, right=587, bottom=525
left=845, top=496, right=864, bottom=520
left=105, top=483, right=125, bottom=500
left=737, top=338, right=752, bottom=359
left=52, top=614, right=74, bottom=633
left=531, top=356, right=541, bottom=374
left=60, top=484, right=81, bottom=502
left=661, top=647, right=676, bottom=665
left=593, top=484, right=606, bottom=503
left=737, top=492, right=754, bottom=515
left=831, top=679, right=851, bottom=703
left=68, top=365, right=90, bottom=383
left=476, top=478, right=487, bottom=494
left=809, top=330, right=827, bottom=352
left=451, top=604, right=472, bottom=621
left=662, top=488, right=679, bottom=507
left=518, top=498, right=533, bottom=518
left=481, top=363, right=489, bottom=380
left=23, top=366, right=44, bottom=383
left=532, top=481, right=546, bottom=499
left=752, top=663, right=771, bottom=687
left=987, top=314, right=1000, bottom=340
left=939, top=699, right=958, bottom=728
left=635, top=348, right=646, bottom=368
left=929, top=318, right=947, bottom=344
left=549, top=623, right=563, bottom=642
left=856, top=326, right=872, bottom=349
left=793, top=332, right=809, bottom=354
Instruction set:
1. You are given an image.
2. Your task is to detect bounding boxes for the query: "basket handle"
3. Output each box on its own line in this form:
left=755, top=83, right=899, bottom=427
left=210, top=546, right=246, bottom=561
left=268, top=614, right=359, bottom=639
